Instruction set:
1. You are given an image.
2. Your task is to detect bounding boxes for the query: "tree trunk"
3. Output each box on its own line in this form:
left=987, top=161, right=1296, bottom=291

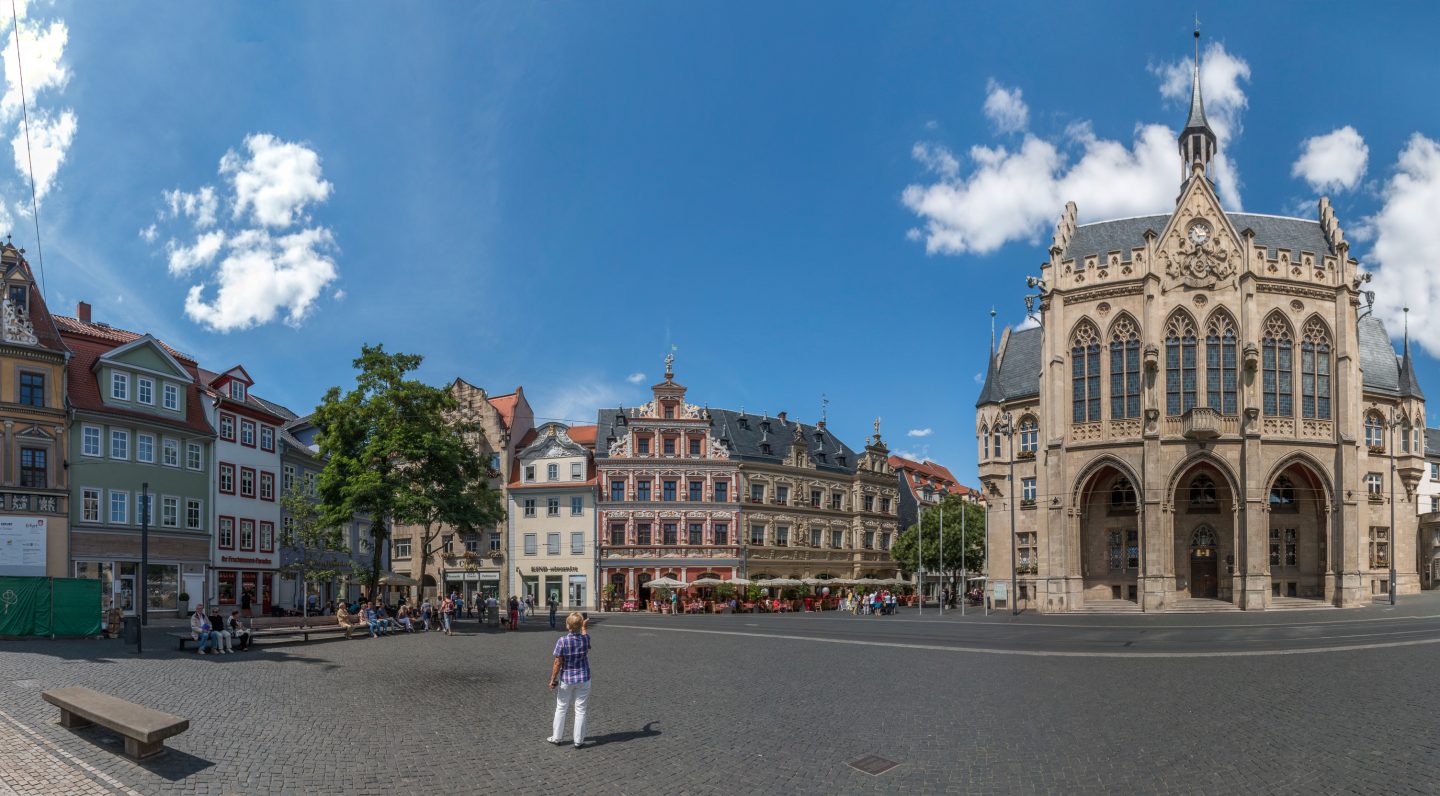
left=369, top=519, right=385, bottom=601
left=417, top=523, right=434, bottom=602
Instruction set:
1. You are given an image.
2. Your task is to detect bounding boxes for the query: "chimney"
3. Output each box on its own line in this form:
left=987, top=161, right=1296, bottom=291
left=817, top=419, right=826, bottom=430
left=777, top=411, right=787, bottom=423
left=77, top=301, right=91, bottom=323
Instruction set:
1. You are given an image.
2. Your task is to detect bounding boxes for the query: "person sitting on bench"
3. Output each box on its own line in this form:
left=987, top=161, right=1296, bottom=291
left=208, top=609, right=235, bottom=653
left=190, top=604, right=219, bottom=654
left=362, top=602, right=383, bottom=638
left=228, top=611, right=252, bottom=650
left=396, top=604, right=415, bottom=632
left=336, top=604, right=363, bottom=639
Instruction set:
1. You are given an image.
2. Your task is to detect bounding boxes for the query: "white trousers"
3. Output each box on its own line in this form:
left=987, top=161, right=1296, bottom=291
left=215, top=630, right=233, bottom=651
left=551, top=680, right=591, bottom=744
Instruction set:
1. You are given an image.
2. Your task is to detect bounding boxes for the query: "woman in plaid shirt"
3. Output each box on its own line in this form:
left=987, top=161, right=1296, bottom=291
left=546, top=612, right=592, bottom=748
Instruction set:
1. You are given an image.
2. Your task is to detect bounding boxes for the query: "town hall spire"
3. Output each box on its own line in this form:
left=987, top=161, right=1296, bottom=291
left=1179, top=24, right=1217, bottom=184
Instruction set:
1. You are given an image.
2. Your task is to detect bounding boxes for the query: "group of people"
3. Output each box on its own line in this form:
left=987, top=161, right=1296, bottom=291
left=189, top=604, right=254, bottom=654
left=842, top=590, right=900, bottom=615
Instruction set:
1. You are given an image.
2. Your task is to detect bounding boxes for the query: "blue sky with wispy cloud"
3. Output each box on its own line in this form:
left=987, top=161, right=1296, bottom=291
left=10, top=1, right=1440, bottom=483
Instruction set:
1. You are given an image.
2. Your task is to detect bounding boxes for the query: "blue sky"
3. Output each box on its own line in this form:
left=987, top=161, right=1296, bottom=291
left=10, top=2, right=1440, bottom=485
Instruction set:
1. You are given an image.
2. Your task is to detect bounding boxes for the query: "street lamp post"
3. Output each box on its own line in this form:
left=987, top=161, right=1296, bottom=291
left=995, top=411, right=1019, bottom=615
left=1389, top=408, right=1400, bottom=606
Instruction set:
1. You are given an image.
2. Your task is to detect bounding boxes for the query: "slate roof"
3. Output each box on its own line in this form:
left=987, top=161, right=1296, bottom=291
left=978, top=311, right=1407, bottom=404
left=1426, top=428, right=1440, bottom=460
left=975, top=326, right=1042, bottom=407
left=1061, top=213, right=1335, bottom=264
left=197, top=367, right=291, bottom=423
left=595, top=407, right=861, bottom=474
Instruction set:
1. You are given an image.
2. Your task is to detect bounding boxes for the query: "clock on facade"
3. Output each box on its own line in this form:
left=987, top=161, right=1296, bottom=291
left=1188, top=221, right=1210, bottom=245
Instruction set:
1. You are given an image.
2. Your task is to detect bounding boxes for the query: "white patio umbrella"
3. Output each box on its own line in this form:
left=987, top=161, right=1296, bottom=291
left=689, top=577, right=725, bottom=587
left=724, top=578, right=752, bottom=586
left=756, top=577, right=803, bottom=587
left=646, top=576, right=688, bottom=589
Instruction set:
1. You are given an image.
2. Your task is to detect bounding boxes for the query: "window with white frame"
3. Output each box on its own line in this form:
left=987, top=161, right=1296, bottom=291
left=571, top=496, right=584, bottom=516
left=394, top=539, right=412, bottom=558
left=81, top=488, right=100, bottom=522
left=571, top=462, right=583, bottom=480
left=219, top=463, right=235, bottom=494
left=187, top=443, right=203, bottom=470
left=1366, top=473, right=1383, bottom=495
left=240, top=519, right=255, bottom=550
left=136, top=433, right=155, bottom=463
left=109, top=490, right=128, bottom=524
left=162, top=383, right=179, bottom=410
left=524, top=533, right=537, bottom=555
left=161, top=496, right=179, bottom=527
left=219, top=414, right=235, bottom=440
left=571, top=532, right=583, bottom=554
left=261, top=472, right=274, bottom=501
left=260, top=426, right=274, bottom=451
left=162, top=439, right=179, bottom=467
left=110, top=429, right=129, bottom=459
left=523, top=499, right=535, bottom=517
left=218, top=517, right=234, bottom=548
left=1022, top=477, right=1037, bottom=503
left=137, top=377, right=154, bottom=405
left=111, top=372, right=129, bottom=400
left=240, top=419, right=255, bottom=446
left=547, top=463, right=559, bottom=481
left=547, top=497, right=560, bottom=517
left=284, top=464, right=295, bottom=491
left=524, top=465, right=535, bottom=482
left=230, top=381, right=246, bottom=401
left=82, top=425, right=101, bottom=457
left=135, top=494, right=154, bottom=526
left=186, top=499, right=203, bottom=530
left=547, top=532, right=560, bottom=555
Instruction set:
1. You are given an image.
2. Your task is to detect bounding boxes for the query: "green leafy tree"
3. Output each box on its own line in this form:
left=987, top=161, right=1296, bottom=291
left=278, top=482, right=349, bottom=624
left=891, top=493, right=986, bottom=594
left=312, top=344, right=505, bottom=599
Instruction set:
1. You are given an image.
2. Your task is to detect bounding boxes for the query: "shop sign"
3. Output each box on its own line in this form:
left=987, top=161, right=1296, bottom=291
left=528, top=566, right=579, bottom=573
left=0, top=517, right=45, bottom=576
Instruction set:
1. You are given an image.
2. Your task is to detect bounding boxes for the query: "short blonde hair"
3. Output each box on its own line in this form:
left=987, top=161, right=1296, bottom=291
left=566, top=612, right=584, bottom=632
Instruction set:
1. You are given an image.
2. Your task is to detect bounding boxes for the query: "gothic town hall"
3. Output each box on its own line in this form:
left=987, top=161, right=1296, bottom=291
left=976, top=40, right=1425, bottom=612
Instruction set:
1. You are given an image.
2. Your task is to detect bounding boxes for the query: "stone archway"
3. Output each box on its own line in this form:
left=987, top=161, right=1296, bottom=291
left=1265, top=461, right=1330, bottom=602
left=1076, top=463, right=1142, bottom=604
left=1169, top=457, right=1239, bottom=602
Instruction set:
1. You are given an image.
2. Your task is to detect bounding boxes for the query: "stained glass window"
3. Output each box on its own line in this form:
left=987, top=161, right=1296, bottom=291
left=1165, top=312, right=1198, bottom=416
left=1262, top=314, right=1293, bottom=416
left=1109, top=316, right=1142, bottom=419
left=1189, top=475, right=1217, bottom=509
left=1071, top=321, right=1101, bottom=422
left=1300, top=318, right=1331, bottom=420
left=1205, top=311, right=1238, bottom=415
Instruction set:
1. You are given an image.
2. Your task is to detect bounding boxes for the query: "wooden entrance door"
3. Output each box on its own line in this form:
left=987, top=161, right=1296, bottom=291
left=1190, top=526, right=1219, bottom=598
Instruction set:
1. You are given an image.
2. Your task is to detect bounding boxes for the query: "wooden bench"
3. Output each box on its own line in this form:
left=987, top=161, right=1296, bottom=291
left=169, top=620, right=362, bottom=650
left=42, top=686, right=188, bottom=760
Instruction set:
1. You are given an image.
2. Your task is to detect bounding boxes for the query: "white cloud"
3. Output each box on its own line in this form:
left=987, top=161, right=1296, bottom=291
left=165, top=230, right=226, bottom=275
left=10, top=107, right=73, bottom=198
left=893, top=445, right=929, bottom=462
left=1153, top=42, right=1251, bottom=209
left=972, top=371, right=984, bottom=384
left=905, top=43, right=1253, bottom=257
left=138, top=224, right=158, bottom=243
left=183, top=227, right=337, bottom=332
left=164, top=185, right=219, bottom=227
left=1291, top=126, right=1368, bottom=193
left=983, top=79, right=1028, bottom=134
left=625, top=372, right=647, bottom=384
left=1369, top=133, right=1440, bottom=357
left=221, top=133, right=332, bottom=228
left=0, top=4, right=76, bottom=204
left=537, top=379, right=630, bottom=424
left=907, top=428, right=933, bottom=438
left=149, top=133, right=341, bottom=332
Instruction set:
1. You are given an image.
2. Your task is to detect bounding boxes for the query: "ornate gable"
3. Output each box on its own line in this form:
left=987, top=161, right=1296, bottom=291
left=1156, top=167, right=1241, bottom=293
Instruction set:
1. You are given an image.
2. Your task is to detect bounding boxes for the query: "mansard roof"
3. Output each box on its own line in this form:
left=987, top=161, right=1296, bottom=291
left=975, top=326, right=1042, bottom=407
left=595, top=406, right=861, bottom=473
left=1060, top=213, right=1335, bottom=265
left=1425, top=428, right=1440, bottom=460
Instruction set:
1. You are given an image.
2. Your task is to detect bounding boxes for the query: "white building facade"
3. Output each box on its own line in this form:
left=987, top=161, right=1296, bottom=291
left=507, top=422, right=597, bottom=610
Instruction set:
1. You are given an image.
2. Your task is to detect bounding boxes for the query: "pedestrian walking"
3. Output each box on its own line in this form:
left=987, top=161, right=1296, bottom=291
left=240, top=589, right=254, bottom=619
left=549, top=596, right=558, bottom=630
left=546, top=613, right=592, bottom=749
left=441, top=595, right=455, bottom=636
left=508, top=595, right=520, bottom=631
left=519, top=595, right=529, bottom=624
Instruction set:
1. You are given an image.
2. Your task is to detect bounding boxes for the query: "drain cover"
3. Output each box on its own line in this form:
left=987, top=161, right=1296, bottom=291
left=848, top=755, right=899, bottom=776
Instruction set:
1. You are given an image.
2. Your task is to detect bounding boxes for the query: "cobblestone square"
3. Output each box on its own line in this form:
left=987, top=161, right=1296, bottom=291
left=3, top=599, right=1440, bottom=794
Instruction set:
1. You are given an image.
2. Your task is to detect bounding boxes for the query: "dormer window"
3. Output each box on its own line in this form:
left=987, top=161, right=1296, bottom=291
left=230, top=381, right=247, bottom=401
left=664, top=406, right=674, bottom=419
left=111, top=372, right=129, bottom=401
left=760, top=421, right=771, bottom=433
left=737, top=418, right=749, bottom=430
left=760, top=443, right=772, bottom=455
left=7, top=284, right=25, bottom=313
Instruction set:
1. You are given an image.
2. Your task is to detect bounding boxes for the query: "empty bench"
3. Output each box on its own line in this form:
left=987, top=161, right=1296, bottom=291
left=42, top=686, right=188, bottom=760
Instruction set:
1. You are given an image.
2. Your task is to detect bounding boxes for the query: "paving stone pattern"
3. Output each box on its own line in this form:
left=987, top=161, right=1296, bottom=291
left=0, top=606, right=1438, bottom=794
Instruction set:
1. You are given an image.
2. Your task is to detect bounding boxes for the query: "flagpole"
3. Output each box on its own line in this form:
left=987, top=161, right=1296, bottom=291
left=916, top=504, right=923, bottom=616
left=938, top=499, right=945, bottom=614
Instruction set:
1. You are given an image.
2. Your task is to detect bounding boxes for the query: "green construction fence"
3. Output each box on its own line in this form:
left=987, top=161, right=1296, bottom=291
left=0, top=576, right=102, bottom=638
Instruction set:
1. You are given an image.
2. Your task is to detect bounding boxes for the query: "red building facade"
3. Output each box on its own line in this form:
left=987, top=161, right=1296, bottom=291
left=595, top=361, right=740, bottom=605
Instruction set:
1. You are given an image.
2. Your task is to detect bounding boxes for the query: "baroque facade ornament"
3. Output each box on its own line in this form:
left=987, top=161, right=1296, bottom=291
left=1161, top=232, right=1234, bottom=289
left=0, top=298, right=36, bottom=345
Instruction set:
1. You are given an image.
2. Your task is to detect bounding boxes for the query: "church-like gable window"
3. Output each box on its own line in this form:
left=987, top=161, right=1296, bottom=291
left=1300, top=318, right=1332, bottom=420
left=1108, top=315, right=1141, bottom=419
left=1165, top=312, right=1198, bottom=416
left=978, top=424, right=988, bottom=461
left=1071, top=320, right=1101, bottom=423
left=1262, top=313, right=1294, bottom=417
left=1018, top=416, right=1038, bottom=454
left=1205, top=311, right=1238, bottom=415
left=1364, top=412, right=1385, bottom=450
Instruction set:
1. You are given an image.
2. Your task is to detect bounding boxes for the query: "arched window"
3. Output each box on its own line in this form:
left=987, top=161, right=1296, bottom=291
left=1110, top=478, right=1137, bottom=509
left=1205, top=311, right=1238, bottom=415
left=1018, top=416, right=1039, bottom=454
left=1300, top=318, right=1332, bottom=420
left=1071, top=321, right=1101, bottom=422
left=1109, top=315, right=1142, bottom=419
left=978, top=424, right=989, bottom=460
left=1269, top=475, right=1297, bottom=511
left=992, top=426, right=1003, bottom=458
left=1402, top=417, right=1413, bottom=454
left=1364, top=412, right=1385, bottom=450
left=1191, top=526, right=1217, bottom=549
left=1188, top=474, right=1217, bottom=509
left=1262, top=314, right=1294, bottom=416
left=1165, top=312, right=1198, bottom=416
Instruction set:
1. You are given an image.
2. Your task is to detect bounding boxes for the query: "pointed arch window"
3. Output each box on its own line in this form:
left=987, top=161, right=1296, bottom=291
left=1300, top=319, right=1332, bottom=420
left=1018, top=416, right=1039, bottom=454
left=1110, top=478, right=1137, bottom=510
left=1262, top=315, right=1294, bottom=416
left=1109, top=316, right=1142, bottom=419
left=1269, top=475, right=1298, bottom=513
left=1402, top=417, right=1413, bottom=454
left=1205, top=312, right=1238, bottom=415
left=1071, top=321, right=1101, bottom=423
left=1364, top=412, right=1385, bottom=450
left=1165, top=313, right=1198, bottom=416
left=978, top=424, right=989, bottom=461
